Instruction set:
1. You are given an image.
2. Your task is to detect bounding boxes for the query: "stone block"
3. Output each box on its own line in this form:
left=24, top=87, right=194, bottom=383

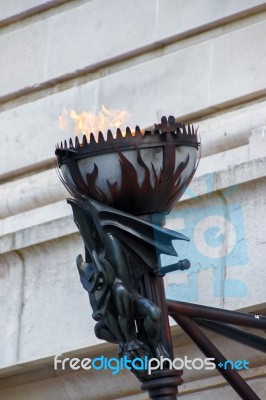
left=0, top=0, right=157, bottom=98
left=1, top=41, right=212, bottom=176
left=179, top=378, right=266, bottom=399
left=0, top=168, right=68, bottom=219
left=196, top=99, right=266, bottom=157
left=223, top=178, right=266, bottom=309
left=0, top=0, right=48, bottom=22
left=0, top=0, right=265, bottom=98
left=211, top=20, right=266, bottom=106
left=249, top=126, right=266, bottom=159
left=1, top=18, right=266, bottom=178
left=0, top=378, right=74, bottom=400
left=156, top=0, right=266, bottom=43
left=16, top=237, right=100, bottom=365
left=0, top=252, right=24, bottom=368
left=0, top=201, right=75, bottom=254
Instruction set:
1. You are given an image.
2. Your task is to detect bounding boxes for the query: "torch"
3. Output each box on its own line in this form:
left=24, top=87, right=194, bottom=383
left=55, top=115, right=200, bottom=399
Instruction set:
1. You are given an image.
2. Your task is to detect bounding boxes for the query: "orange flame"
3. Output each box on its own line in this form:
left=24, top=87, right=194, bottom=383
left=59, top=105, right=130, bottom=140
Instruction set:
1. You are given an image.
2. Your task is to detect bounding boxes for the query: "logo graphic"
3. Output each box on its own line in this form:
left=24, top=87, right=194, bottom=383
left=54, top=354, right=250, bottom=375
left=159, top=173, right=248, bottom=301
left=217, top=360, right=250, bottom=370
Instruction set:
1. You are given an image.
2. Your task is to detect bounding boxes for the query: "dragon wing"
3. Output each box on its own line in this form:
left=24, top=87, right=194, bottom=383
left=82, top=197, right=189, bottom=264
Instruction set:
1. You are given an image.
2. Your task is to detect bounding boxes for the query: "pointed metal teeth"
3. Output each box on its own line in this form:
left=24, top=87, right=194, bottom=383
left=90, top=132, right=96, bottom=144
left=75, top=136, right=80, bottom=147
left=107, top=129, right=113, bottom=141
left=161, top=116, right=167, bottom=125
left=135, top=125, right=142, bottom=137
left=98, top=131, right=105, bottom=143
left=56, top=115, right=200, bottom=157
left=82, top=134, right=88, bottom=145
left=168, top=115, right=175, bottom=125
left=116, top=128, right=123, bottom=139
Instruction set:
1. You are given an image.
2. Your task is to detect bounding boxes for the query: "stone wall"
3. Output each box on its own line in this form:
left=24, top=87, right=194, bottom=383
left=0, top=1, right=266, bottom=399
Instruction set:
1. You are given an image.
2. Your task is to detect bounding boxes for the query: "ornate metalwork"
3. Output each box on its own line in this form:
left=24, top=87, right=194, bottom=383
left=55, top=115, right=199, bottom=397
left=56, top=116, right=200, bottom=215
left=68, top=196, right=189, bottom=377
left=56, top=115, right=266, bottom=400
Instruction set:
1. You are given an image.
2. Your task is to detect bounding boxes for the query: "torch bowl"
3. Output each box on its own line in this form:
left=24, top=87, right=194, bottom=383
left=55, top=116, right=200, bottom=215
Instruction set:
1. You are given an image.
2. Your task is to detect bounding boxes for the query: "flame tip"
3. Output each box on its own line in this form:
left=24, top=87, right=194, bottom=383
left=59, top=105, right=129, bottom=141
